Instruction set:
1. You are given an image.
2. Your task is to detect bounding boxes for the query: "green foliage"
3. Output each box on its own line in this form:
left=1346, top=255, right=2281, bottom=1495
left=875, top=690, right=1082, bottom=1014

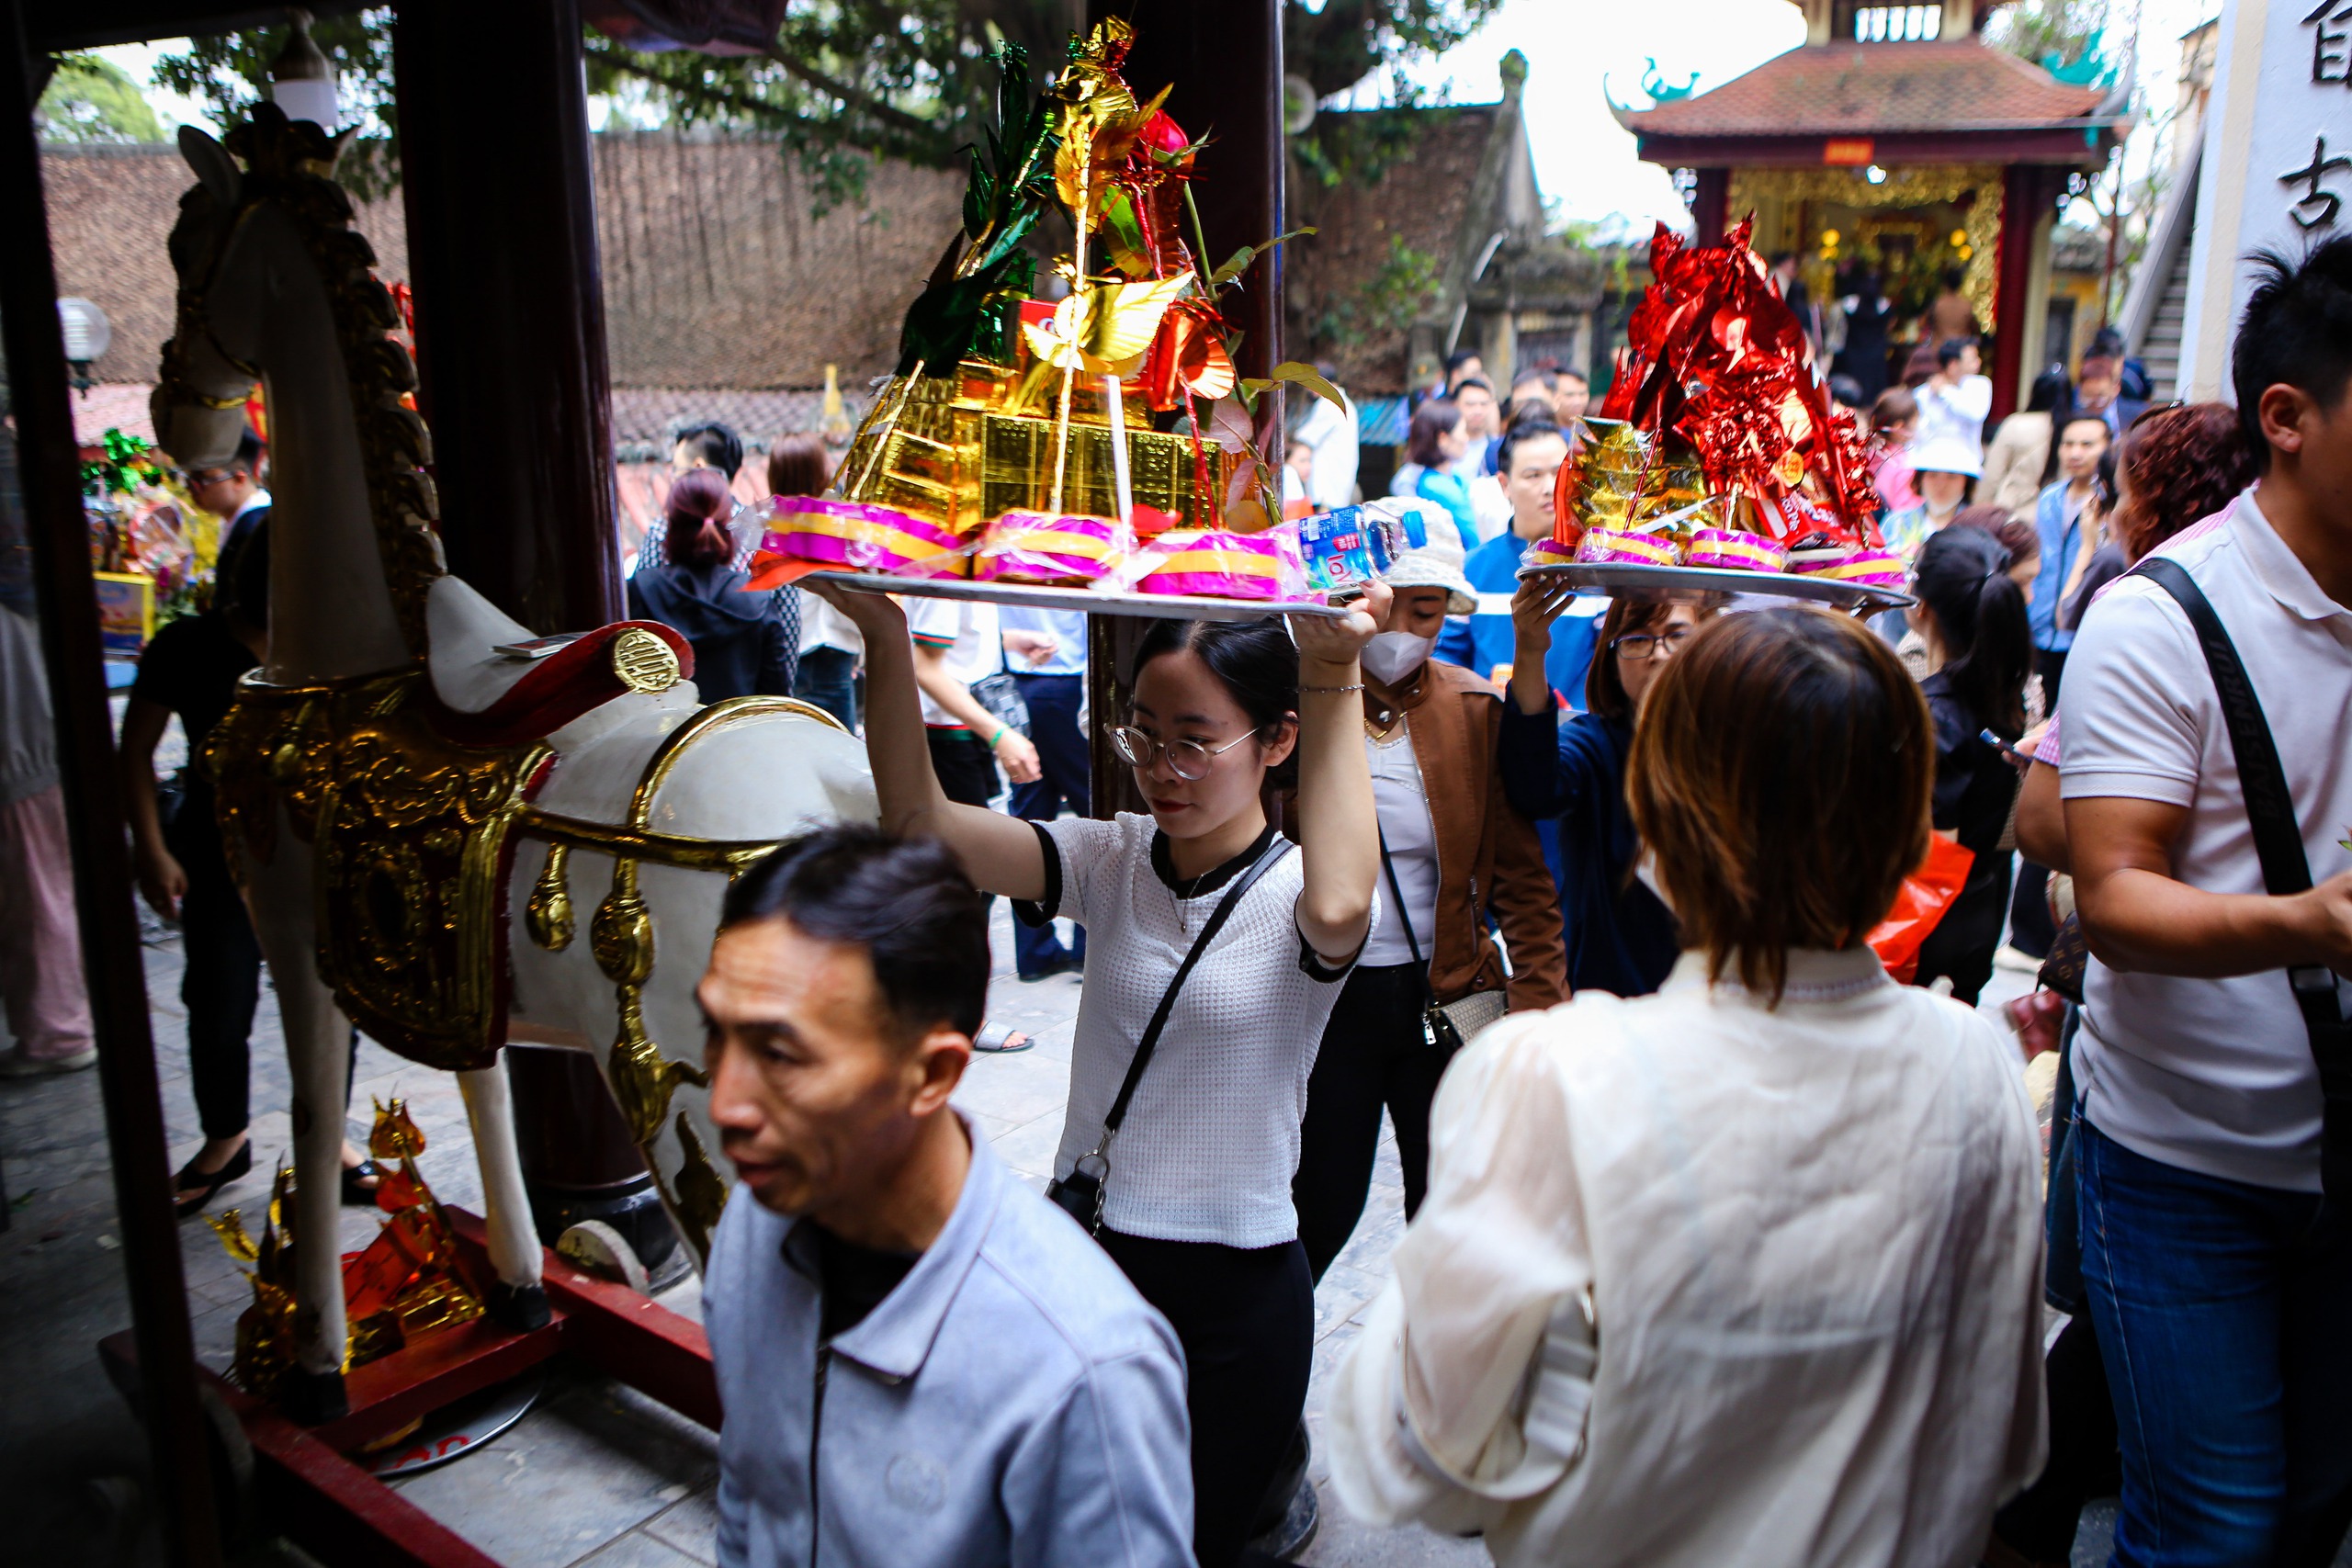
left=141, top=0, right=1504, bottom=215
left=151, top=9, right=401, bottom=200
left=1311, top=234, right=1440, bottom=350
left=1984, top=0, right=2111, bottom=76
left=1285, top=0, right=1508, bottom=99
left=1292, top=105, right=1430, bottom=191
left=39, top=53, right=163, bottom=143
left=896, top=42, right=1058, bottom=373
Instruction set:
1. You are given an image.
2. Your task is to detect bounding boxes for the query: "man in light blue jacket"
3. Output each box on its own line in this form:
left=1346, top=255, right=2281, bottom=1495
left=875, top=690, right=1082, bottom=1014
left=700, top=826, right=1195, bottom=1568
left=2024, top=412, right=2111, bottom=704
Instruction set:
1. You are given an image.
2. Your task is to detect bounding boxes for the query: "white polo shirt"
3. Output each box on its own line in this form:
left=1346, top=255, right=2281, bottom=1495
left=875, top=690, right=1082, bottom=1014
left=2060, top=491, right=2352, bottom=1192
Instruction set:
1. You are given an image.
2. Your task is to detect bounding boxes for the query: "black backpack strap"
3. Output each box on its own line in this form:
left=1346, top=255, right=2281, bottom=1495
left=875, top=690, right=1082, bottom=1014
left=2131, top=557, right=2352, bottom=1203
left=1094, top=836, right=1295, bottom=1146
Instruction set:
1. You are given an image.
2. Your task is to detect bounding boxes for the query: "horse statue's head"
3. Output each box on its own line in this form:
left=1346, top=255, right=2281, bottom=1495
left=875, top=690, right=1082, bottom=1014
left=151, top=105, right=362, bottom=467
left=151, top=101, right=444, bottom=660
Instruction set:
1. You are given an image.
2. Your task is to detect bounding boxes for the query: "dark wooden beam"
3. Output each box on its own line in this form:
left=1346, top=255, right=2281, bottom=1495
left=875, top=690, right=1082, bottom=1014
left=0, top=4, right=223, bottom=1562
left=1084, top=0, right=1285, bottom=819
left=23, top=0, right=370, bottom=52
left=1691, top=168, right=1730, bottom=244
left=1991, top=162, right=2064, bottom=423
left=394, top=0, right=621, bottom=636
left=1637, top=129, right=2118, bottom=170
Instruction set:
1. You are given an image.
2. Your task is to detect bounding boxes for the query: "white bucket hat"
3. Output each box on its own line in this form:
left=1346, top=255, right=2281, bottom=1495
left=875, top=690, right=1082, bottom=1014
left=1377, top=523, right=1478, bottom=615
left=1908, top=434, right=1983, bottom=480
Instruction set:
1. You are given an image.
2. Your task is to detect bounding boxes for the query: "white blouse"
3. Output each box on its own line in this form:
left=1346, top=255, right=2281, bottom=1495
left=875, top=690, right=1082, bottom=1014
left=1329, top=947, right=2047, bottom=1568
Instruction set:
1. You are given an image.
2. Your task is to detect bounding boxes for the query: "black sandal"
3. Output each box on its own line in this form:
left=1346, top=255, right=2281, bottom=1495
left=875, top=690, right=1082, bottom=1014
left=173, top=1142, right=253, bottom=1220
left=341, top=1159, right=383, bottom=1206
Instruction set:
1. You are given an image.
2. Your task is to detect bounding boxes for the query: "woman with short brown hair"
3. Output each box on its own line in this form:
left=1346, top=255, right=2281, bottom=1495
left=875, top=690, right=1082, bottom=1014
left=1331, top=607, right=2047, bottom=1568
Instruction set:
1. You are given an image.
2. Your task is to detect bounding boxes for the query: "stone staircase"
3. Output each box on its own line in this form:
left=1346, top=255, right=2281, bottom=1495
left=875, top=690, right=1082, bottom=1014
left=2140, top=238, right=2193, bottom=401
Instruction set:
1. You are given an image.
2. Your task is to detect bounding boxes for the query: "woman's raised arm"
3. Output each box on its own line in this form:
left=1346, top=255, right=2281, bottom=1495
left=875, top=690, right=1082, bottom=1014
left=804, top=583, right=1047, bottom=902
left=1289, top=584, right=1384, bottom=962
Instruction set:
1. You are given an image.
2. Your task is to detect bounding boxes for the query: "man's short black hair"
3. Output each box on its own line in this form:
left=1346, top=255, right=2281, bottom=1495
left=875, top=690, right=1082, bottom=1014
left=720, top=826, right=989, bottom=1041
left=1936, top=335, right=1975, bottom=368
left=2233, top=234, right=2352, bottom=472
left=1453, top=374, right=1495, bottom=398
left=1496, top=416, right=1567, bottom=475
left=1443, top=348, right=1482, bottom=375
left=673, top=420, right=745, bottom=479
left=1555, top=367, right=1589, bottom=389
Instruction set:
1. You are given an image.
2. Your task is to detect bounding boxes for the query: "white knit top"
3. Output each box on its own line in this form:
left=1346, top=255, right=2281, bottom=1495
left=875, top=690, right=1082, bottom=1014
left=1027, top=813, right=1372, bottom=1249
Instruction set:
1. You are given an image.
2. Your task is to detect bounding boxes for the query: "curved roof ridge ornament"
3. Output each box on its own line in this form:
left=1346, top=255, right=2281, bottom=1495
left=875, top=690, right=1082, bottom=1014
left=1641, top=57, right=1703, bottom=104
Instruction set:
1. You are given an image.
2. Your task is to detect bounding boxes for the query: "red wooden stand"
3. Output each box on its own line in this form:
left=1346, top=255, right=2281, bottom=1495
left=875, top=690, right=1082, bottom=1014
left=99, top=1207, right=717, bottom=1568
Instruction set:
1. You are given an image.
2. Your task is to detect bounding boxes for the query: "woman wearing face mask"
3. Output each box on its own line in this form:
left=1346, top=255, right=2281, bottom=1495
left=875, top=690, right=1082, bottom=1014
left=1499, top=586, right=1720, bottom=996
left=808, top=580, right=1382, bottom=1568
left=1292, top=537, right=1566, bottom=1283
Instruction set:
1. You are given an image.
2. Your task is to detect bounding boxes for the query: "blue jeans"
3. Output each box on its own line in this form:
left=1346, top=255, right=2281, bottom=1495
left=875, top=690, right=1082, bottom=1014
left=793, top=644, right=858, bottom=732
left=2077, top=1119, right=2352, bottom=1565
left=1010, top=672, right=1088, bottom=977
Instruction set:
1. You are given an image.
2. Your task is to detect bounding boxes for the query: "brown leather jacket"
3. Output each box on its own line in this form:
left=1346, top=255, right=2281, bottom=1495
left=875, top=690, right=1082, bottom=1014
left=1295, top=660, right=1566, bottom=1010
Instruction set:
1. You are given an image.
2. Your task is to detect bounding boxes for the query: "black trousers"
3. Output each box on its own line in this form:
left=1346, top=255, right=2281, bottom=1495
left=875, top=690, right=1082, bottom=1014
left=1293, top=963, right=1451, bottom=1283
left=1914, top=853, right=2014, bottom=1007
left=1010, top=674, right=1089, bottom=976
left=1099, top=1231, right=1313, bottom=1568
left=926, top=728, right=1000, bottom=808
left=180, top=853, right=263, bottom=1141
left=175, top=815, right=363, bottom=1142
left=1992, top=1312, right=2119, bottom=1560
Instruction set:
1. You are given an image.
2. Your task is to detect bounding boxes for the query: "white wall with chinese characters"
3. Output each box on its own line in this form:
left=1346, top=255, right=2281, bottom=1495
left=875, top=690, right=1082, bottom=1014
left=2177, top=0, right=2350, bottom=399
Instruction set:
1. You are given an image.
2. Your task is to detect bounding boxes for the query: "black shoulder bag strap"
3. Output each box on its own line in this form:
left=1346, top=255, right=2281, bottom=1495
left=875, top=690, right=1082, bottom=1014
left=2132, top=557, right=2352, bottom=1209
left=1378, top=829, right=1464, bottom=1055
left=1046, top=835, right=1295, bottom=1235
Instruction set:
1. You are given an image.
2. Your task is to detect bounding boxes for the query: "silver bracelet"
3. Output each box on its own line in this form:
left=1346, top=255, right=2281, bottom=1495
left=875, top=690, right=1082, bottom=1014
left=1299, top=682, right=1365, bottom=694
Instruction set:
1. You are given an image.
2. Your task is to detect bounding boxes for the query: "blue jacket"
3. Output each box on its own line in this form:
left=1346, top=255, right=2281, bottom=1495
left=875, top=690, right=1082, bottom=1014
left=1414, top=468, right=1481, bottom=552
left=1496, top=705, right=1680, bottom=997
left=1436, top=530, right=1605, bottom=696
left=2027, top=479, right=2092, bottom=652
left=707, top=1122, right=1195, bottom=1567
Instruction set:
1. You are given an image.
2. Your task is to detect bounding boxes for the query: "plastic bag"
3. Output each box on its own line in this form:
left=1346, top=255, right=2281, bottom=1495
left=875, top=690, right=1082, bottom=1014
left=1865, top=834, right=1974, bottom=985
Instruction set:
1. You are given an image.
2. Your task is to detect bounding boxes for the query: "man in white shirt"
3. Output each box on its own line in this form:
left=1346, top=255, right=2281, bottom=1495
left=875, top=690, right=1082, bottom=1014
left=1454, top=377, right=1500, bottom=479
left=1289, top=373, right=1359, bottom=513
left=1911, top=336, right=1993, bottom=468
left=906, top=597, right=1038, bottom=813
left=2061, top=235, right=2352, bottom=1565
left=185, top=428, right=272, bottom=572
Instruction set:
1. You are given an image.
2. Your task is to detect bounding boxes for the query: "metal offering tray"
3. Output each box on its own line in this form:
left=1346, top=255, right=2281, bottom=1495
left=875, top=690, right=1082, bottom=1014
left=1518, top=560, right=1914, bottom=611
left=804, top=570, right=1354, bottom=622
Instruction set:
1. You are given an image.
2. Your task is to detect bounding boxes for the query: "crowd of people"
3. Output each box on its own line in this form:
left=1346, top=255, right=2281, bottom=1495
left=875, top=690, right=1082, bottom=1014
left=15, top=229, right=2343, bottom=1568
left=686, top=236, right=2352, bottom=1568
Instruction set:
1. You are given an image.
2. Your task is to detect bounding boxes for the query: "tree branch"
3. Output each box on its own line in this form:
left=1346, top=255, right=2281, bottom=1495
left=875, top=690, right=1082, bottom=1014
left=587, top=43, right=956, bottom=162
left=759, top=42, right=940, bottom=140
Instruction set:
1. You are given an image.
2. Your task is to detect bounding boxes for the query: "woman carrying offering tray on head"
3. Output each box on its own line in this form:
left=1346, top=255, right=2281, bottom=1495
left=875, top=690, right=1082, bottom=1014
left=807, top=576, right=1383, bottom=1568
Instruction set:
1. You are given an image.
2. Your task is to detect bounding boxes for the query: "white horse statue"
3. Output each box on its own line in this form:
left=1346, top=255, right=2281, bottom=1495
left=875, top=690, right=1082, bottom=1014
left=150, top=105, right=876, bottom=1422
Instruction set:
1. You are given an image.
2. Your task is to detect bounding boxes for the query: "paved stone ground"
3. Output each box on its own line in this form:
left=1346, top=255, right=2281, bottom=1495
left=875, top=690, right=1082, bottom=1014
left=0, top=875, right=2222, bottom=1568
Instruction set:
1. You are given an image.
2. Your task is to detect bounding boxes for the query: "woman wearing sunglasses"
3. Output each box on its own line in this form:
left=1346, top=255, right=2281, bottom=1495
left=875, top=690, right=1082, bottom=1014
left=807, top=580, right=1382, bottom=1568
left=1498, top=586, right=1721, bottom=996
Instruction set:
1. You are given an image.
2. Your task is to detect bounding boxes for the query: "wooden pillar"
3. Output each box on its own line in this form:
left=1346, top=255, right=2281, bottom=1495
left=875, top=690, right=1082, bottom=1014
left=393, top=0, right=621, bottom=635
left=1084, top=0, right=1285, bottom=819
left=1691, top=167, right=1730, bottom=244
left=393, top=0, right=650, bottom=1243
left=1990, top=164, right=2058, bottom=423
left=0, top=8, right=223, bottom=1562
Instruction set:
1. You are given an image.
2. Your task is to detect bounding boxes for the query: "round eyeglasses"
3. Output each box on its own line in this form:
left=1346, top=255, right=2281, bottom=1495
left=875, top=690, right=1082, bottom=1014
left=1108, top=725, right=1256, bottom=782
left=1610, top=627, right=1695, bottom=661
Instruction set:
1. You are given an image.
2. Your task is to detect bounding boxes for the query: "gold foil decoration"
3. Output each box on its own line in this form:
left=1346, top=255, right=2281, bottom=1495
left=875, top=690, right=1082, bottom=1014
left=210, top=1100, right=486, bottom=1399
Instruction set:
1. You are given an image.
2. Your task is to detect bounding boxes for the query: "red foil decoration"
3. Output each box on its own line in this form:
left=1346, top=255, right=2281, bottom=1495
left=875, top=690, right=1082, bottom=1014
left=1593, top=220, right=1881, bottom=545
